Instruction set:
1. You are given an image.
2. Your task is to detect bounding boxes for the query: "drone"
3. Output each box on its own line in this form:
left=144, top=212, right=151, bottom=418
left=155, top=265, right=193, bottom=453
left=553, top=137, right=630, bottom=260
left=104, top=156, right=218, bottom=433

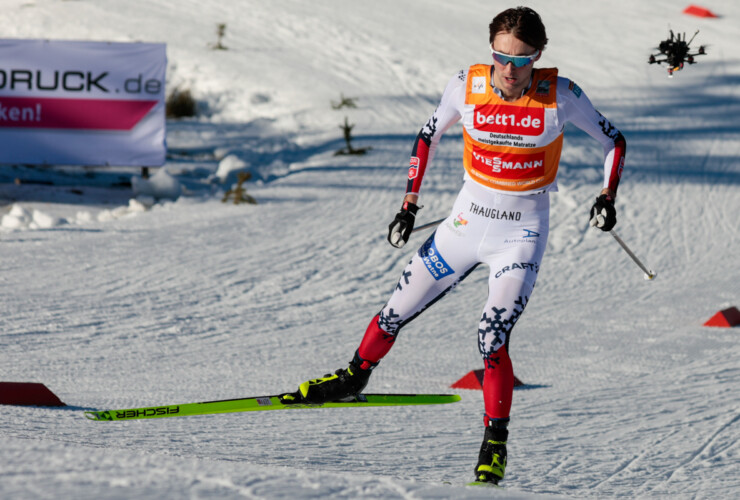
left=648, top=29, right=707, bottom=76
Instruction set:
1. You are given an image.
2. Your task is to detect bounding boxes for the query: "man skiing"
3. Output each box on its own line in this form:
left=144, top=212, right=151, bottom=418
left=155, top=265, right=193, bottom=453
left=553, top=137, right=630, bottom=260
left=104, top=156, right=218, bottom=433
left=285, top=6, right=625, bottom=485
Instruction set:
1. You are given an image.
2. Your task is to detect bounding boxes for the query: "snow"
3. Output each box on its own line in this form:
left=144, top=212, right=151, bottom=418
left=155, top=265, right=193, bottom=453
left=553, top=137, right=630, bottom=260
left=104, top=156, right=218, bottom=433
left=131, top=168, right=182, bottom=202
left=1, top=0, right=739, bottom=498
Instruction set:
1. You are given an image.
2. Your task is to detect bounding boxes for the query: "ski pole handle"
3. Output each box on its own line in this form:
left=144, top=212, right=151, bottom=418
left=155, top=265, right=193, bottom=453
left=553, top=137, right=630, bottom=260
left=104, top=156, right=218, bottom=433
left=610, top=230, right=657, bottom=280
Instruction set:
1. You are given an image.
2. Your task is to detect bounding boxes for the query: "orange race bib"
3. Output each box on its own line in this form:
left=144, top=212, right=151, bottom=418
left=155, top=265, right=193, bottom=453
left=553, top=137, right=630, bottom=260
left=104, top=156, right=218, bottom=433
left=462, top=65, right=563, bottom=193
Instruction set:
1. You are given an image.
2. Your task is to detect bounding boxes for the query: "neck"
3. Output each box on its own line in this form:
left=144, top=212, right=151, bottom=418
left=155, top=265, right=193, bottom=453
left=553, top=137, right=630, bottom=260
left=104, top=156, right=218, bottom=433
left=491, top=68, right=534, bottom=101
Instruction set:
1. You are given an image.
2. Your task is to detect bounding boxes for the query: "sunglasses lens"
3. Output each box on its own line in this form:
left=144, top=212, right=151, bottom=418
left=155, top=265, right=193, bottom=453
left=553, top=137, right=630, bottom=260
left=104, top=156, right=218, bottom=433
left=493, top=53, right=514, bottom=66
left=491, top=50, right=538, bottom=67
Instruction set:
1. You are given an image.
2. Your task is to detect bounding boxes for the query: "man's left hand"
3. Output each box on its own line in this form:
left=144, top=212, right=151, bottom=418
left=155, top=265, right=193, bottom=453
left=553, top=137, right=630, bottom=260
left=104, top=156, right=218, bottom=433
left=589, top=193, right=617, bottom=231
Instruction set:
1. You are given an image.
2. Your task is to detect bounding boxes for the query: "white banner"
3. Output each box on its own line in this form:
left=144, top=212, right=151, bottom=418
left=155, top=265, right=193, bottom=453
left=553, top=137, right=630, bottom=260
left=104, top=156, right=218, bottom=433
left=0, top=39, right=166, bottom=166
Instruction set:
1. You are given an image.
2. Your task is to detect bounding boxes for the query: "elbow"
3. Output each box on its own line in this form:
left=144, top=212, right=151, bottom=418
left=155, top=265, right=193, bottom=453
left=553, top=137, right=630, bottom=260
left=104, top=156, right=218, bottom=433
left=614, top=131, right=626, bottom=154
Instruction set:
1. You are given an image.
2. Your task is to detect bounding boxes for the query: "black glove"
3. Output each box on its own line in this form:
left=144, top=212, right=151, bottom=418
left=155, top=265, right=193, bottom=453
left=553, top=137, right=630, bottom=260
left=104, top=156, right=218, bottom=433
left=387, top=201, right=419, bottom=248
left=589, top=194, right=617, bottom=231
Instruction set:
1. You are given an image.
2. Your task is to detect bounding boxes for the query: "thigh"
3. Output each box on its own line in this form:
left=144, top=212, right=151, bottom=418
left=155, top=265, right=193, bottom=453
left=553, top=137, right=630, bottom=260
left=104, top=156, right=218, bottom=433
left=378, top=223, right=481, bottom=335
left=478, top=197, right=550, bottom=357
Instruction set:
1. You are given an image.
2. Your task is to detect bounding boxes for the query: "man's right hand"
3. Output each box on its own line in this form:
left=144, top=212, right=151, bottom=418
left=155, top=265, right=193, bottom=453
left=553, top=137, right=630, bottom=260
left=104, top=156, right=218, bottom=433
left=387, top=201, right=419, bottom=248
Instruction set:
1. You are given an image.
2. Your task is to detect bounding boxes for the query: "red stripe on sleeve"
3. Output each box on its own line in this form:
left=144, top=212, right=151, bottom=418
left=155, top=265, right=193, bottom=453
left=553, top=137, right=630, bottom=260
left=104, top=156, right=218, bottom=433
left=608, top=132, right=626, bottom=193
left=406, top=131, right=431, bottom=194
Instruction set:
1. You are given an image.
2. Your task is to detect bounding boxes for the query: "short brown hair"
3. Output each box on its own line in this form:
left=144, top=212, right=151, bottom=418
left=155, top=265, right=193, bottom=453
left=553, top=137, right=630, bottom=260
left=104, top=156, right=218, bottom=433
left=489, top=7, right=548, bottom=51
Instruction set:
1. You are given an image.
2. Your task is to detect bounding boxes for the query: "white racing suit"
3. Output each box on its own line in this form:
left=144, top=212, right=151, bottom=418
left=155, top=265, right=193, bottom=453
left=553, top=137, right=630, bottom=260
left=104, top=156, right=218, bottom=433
left=355, top=65, right=625, bottom=424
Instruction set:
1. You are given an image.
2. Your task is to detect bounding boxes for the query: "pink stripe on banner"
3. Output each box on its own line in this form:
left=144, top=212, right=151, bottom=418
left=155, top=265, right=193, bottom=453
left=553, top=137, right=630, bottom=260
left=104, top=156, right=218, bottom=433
left=0, top=96, right=157, bottom=130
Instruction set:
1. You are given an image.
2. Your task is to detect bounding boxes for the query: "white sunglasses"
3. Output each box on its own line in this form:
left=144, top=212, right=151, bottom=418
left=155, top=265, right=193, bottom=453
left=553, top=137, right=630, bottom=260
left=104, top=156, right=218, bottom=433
left=490, top=47, right=540, bottom=67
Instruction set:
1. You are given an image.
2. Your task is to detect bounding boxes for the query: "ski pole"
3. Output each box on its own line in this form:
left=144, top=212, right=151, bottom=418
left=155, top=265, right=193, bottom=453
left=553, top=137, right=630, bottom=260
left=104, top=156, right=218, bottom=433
left=610, top=230, right=657, bottom=280
left=411, top=217, right=445, bottom=234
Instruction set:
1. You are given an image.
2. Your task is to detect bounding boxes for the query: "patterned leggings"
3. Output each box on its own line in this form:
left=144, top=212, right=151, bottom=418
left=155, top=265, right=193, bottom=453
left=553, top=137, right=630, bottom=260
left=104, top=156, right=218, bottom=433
left=357, top=181, right=549, bottom=422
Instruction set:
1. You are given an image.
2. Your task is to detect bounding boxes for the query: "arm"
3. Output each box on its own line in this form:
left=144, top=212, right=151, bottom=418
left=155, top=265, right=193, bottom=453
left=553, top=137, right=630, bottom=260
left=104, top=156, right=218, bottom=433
left=388, top=71, right=465, bottom=248
left=558, top=78, right=626, bottom=231
left=404, top=70, right=467, bottom=203
left=558, top=78, right=626, bottom=199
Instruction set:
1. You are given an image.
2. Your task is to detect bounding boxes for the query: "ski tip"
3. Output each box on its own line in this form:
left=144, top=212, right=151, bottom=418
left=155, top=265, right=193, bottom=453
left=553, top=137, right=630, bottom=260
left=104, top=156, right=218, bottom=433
left=84, top=410, right=112, bottom=421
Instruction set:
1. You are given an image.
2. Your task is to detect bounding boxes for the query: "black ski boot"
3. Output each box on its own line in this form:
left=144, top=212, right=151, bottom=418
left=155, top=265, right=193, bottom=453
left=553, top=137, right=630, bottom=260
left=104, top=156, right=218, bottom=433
left=285, top=352, right=374, bottom=404
left=474, top=419, right=508, bottom=485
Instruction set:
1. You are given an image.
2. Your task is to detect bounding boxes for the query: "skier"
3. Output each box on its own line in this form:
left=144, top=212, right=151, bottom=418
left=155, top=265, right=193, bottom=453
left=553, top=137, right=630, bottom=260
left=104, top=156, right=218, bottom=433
left=286, top=6, right=625, bottom=485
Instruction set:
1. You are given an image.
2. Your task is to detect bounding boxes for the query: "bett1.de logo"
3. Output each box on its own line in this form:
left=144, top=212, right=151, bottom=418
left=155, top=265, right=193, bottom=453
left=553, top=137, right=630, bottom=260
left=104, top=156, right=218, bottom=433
left=474, top=104, right=544, bottom=135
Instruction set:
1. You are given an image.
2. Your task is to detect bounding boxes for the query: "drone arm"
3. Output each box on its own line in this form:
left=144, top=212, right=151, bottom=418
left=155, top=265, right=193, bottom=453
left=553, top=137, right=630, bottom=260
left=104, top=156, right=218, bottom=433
left=686, top=29, right=700, bottom=47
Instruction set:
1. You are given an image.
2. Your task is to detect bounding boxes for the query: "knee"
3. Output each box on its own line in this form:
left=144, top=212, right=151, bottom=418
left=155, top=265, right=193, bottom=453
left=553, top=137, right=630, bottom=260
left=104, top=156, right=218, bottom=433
left=478, top=308, right=512, bottom=359
left=477, top=294, right=530, bottom=359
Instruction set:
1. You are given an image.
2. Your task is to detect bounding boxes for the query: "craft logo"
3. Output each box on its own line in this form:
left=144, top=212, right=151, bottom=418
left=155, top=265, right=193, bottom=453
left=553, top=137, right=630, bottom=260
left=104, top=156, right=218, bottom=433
left=419, top=235, right=454, bottom=281
left=474, top=104, right=544, bottom=135
left=495, top=261, right=540, bottom=279
left=471, top=148, right=545, bottom=179
left=408, top=157, right=419, bottom=179
left=472, top=76, right=486, bottom=94
left=453, top=212, right=468, bottom=228
left=523, top=229, right=540, bottom=238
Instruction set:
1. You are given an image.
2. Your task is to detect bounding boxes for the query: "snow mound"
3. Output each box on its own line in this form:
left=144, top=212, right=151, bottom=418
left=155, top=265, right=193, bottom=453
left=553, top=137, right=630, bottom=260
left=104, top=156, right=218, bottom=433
left=214, top=154, right=249, bottom=184
left=1, top=204, right=66, bottom=231
left=131, top=168, right=182, bottom=201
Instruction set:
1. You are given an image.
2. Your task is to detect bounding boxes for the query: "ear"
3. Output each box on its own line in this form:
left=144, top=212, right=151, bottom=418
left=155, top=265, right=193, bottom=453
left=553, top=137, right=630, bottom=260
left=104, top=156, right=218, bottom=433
left=534, top=50, right=543, bottom=62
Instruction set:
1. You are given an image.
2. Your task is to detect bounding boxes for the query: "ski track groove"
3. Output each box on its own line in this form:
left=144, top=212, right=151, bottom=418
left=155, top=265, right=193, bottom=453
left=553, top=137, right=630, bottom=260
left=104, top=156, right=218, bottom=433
left=587, top=453, right=642, bottom=492
left=663, top=411, right=740, bottom=486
